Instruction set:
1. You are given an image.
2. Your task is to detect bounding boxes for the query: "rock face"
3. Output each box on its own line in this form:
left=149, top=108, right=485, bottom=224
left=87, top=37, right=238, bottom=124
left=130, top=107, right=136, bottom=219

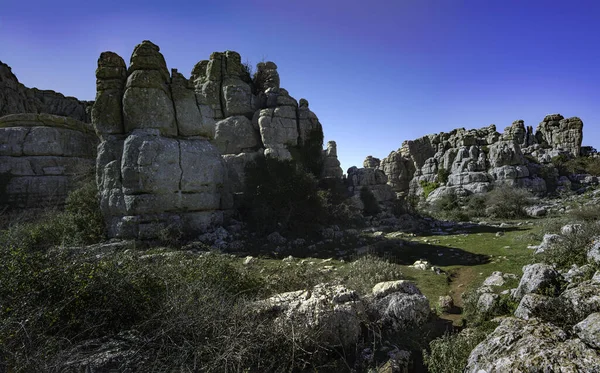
left=379, top=117, right=584, bottom=199
left=466, top=317, right=600, bottom=372
left=0, top=113, right=97, bottom=208
left=0, top=61, right=92, bottom=122
left=347, top=159, right=396, bottom=211
left=93, top=41, right=342, bottom=238
left=94, top=42, right=230, bottom=239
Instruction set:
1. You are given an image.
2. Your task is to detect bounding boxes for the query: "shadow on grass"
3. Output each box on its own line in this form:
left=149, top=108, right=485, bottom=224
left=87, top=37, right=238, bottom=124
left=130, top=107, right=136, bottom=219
left=361, top=239, right=491, bottom=267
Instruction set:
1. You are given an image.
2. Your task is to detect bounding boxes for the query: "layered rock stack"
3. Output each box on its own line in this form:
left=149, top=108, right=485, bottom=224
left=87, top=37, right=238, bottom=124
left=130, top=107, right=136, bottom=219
left=346, top=157, right=396, bottom=209
left=379, top=115, right=584, bottom=200
left=0, top=61, right=92, bottom=121
left=0, top=113, right=97, bottom=207
left=93, top=40, right=343, bottom=238
left=0, top=62, right=98, bottom=208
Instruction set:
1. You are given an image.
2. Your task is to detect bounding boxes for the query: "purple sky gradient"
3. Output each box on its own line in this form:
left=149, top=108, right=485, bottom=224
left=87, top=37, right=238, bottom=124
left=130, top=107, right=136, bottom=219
left=2, top=0, right=599, bottom=172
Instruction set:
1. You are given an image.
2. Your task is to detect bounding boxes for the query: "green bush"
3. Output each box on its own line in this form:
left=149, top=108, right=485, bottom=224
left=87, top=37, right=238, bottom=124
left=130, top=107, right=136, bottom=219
left=423, top=324, right=493, bottom=373
left=343, top=255, right=404, bottom=295
left=540, top=221, right=600, bottom=269
left=242, top=155, right=325, bottom=235
left=437, top=168, right=450, bottom=184
left=0, top=180, right=105, bottom=251
left=289, top=127, right=324, bottom=178
left=552, top=154, right=600, bottom=176
left=429, top=192, right=471, bottom=222
left=568, top=205, right=600, bottom=222
left=420, top=180, right=440, bottom=199
left=360, top=186, right=380, bottom=216
left=485, top=185, right=533, bottom=219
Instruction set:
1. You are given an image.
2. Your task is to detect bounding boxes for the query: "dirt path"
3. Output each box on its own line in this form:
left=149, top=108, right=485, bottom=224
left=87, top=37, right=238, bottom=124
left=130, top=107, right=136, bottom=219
left=439, top=266, right=478, bottom=325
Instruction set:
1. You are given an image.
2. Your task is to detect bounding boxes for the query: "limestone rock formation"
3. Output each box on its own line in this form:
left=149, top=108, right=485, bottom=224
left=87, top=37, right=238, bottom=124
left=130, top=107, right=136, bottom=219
left=0, top=113, right=97, bottom=207
left=93, top=40, right=342, bottom=238
left=0, top=61, right=92, bottom=122
left=466, top=317, right=600, bottom=372
left=347, top=164, right=396, bottom=210
left=94, top=42, right=230, bottom=239
left=379, top=116, right=584, bottom=199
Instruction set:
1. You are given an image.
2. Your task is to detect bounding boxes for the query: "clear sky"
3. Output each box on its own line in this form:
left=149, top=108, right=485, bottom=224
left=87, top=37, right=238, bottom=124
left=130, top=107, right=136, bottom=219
left=2, top=0, right=599, bottom=173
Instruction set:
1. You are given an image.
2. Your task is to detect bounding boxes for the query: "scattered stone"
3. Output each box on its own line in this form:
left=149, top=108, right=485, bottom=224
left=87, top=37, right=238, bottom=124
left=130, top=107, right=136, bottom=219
left=574, top=313, right=600, bottom=349
left=513, top=263, right=562, bottom=300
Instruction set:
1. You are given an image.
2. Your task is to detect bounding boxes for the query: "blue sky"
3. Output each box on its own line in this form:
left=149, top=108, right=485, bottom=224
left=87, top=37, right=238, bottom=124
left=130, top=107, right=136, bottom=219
left=2, top=0, right=599, bottom=173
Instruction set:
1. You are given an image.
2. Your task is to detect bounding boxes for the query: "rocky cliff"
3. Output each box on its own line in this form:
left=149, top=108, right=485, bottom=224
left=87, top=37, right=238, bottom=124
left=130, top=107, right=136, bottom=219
left=0, top=63, right=98, bottom=208
left=377, top=116, right=583, bottom=200
left=93, top=40, right=343, bottom=238
left=0, top=61, right=92, bottom=122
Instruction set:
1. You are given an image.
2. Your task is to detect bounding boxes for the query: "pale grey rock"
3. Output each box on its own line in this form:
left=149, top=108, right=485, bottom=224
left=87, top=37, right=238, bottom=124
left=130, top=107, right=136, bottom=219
left=171, top=69, right=214, bottom=138
left=477, top=293, right=499, bottom=314
left=371, top=291, right=430, bottom=331
left=372, top=280, right=421, bottom=299
left=525, top=205, right=547, bottom=217
left=514, top=293, right=555, bottom=320
left=255, top=284, right=362, bottom=347
left=588, top=240, right=600, bottom=265
left=92, top=52, right=126, bottom=137
left=466, top=317, right=600, bottom=373
left=574, top=312, right=600, bottom=349
left=560, top=280, right=600, bottom=322
left=438, top=295, right=454, bottom=312
left=483, top=271, right=505, bottom=287
left=222, top=151, right=261, bottom=194
left=363, top=156, right=381, bottom=169
left=213, top=115, right=260, bottom=154
left=513, top=263, right=561, bottom=300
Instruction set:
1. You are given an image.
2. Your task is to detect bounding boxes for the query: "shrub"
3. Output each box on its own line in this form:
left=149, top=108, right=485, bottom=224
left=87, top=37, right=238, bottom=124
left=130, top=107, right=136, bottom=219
left=360, top=187, right=380, bottom=216
left=569, top=205, right=600, bottom=222
left=423, top=324, right=493, bottom=373
left=343, top=255, right=404, bottom=295
left=420, top=180, right=440, bottom=199
left=540, top=221, right=600, bottom=269
left=437, top=168, right=450, bottom=184
left=242, top=155, right=325, bottom=235
left=289, top=127, right=325, bottom=178
left=485, top=185, right=532, bottom=219
left=429, top=192, right=471, bottom=222
left=0, top=180, right=105, bottom=251
left=552, top=154, right=600, bottom=177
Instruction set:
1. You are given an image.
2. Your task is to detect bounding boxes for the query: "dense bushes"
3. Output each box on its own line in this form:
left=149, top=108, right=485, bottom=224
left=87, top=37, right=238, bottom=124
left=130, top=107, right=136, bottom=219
left=484, top=185, right=533, bottom=219
left=423, top=324, right=495, bottom=373
left=242, top=156, right=326, bottom=234
left=540, top=221, right=600, bottom=269
left=0, top=180, right=105, bottom=250
left=420, top=180, right=440, bottom=198
left=427, top=185, right=533, bottom=221
left=552, top=154, right=600, bottom=176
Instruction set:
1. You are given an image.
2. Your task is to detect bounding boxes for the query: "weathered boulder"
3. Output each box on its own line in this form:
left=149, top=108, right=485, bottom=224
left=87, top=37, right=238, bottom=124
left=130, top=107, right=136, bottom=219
left=574, top=312, right=600, bottom=349
left=466, top=317, right=600, bottom=372
left=0, top=113, right=97, bottom=208
left=369, top=280, right=430, bottom=331
left=213, top=115, right=260, bottom=155
left=513, top=263, right=562, bottom=300
left=255, top=284, right=363, bottom=347
left=258, top=106, right=298, bottom=159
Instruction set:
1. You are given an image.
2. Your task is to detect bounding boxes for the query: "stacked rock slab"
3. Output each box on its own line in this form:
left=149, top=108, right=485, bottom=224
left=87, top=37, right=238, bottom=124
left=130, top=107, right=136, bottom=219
left=94, top=41, right=230, bottom=239
left=94, top=41, right=343, bottom=238
left=346, top=157, right=396, bottom=210
left=380, top=115, right=584, bottom=200
left=0, top=61, right=92, bottom=122
left=0, top=113, right=97, bottom=208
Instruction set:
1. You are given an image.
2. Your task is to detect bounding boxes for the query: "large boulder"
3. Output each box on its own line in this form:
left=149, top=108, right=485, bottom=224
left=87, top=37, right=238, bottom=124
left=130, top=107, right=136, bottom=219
left=369, top=280, right=430, bottom=331
left=255, top=284, right=363, bottom=347
left=513, top=263, right=562, bottom=300
left=466, top=317, right=600, bottom=372
left=0, top=113, right=97, bottom=208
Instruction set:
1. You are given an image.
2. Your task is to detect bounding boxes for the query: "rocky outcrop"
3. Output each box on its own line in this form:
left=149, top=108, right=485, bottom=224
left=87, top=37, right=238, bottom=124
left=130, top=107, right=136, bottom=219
left=94, top=41, right=230, bottom=239
left=0, top=61, right=92, bottom=122
left=93, top=41, right=342, bottom=238
left=347, top=160, right=396, bottom=210
left=379, top=116, right=584, bottom=199
left=466, top=317, right=600, bottom=372
left=0, top=113, right=97, bottom=208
